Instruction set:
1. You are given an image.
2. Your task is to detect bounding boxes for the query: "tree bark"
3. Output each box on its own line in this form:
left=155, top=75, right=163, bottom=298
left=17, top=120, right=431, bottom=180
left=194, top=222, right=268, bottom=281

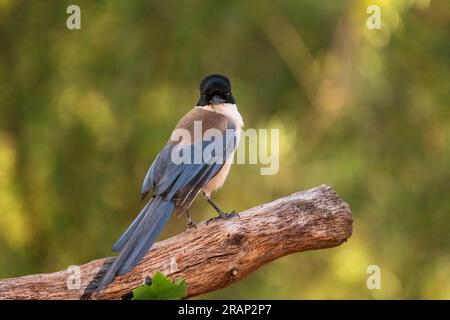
left=0, top=184, right=352, bottom=300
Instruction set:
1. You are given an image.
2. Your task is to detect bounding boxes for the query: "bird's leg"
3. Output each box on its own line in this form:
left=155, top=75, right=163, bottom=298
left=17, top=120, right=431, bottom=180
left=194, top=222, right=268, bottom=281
left=185, top=209, right=197, bottom=230
left=204, top=192, right=239, bottom=220
left=140, top=192, right=148, bottom=202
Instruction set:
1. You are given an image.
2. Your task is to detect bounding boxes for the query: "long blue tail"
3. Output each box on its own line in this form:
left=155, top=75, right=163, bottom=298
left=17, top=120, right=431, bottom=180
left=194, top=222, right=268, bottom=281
left=96, top=196, right=174, bottom=292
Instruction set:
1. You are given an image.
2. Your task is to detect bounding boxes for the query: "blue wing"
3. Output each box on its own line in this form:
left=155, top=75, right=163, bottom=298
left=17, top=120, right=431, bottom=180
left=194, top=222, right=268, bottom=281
left=141, top=123, right=237, bottom=199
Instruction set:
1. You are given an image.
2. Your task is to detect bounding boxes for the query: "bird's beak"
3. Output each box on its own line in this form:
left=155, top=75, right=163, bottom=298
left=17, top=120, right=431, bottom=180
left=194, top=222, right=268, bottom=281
left=210, top=95, right=225, bottom=105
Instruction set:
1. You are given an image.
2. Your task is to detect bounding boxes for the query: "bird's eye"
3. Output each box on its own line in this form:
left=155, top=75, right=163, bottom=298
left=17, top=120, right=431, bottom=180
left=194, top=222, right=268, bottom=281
left=203, top=94, right=207, bottom=98
left=225, top=92, right=230, bottom=97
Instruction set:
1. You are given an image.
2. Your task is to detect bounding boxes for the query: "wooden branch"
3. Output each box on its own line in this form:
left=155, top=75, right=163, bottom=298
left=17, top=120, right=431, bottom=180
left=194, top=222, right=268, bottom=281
left=0, top=185, right=352, bottom=300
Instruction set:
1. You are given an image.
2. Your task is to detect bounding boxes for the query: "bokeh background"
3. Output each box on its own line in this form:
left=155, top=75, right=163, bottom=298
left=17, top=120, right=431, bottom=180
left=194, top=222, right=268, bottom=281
left=0, top=0, right=449, bottom=299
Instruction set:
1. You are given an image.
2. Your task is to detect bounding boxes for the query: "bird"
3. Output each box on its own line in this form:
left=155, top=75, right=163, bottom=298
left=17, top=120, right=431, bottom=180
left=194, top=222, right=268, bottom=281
left=96, top=74, right=244, bottom=292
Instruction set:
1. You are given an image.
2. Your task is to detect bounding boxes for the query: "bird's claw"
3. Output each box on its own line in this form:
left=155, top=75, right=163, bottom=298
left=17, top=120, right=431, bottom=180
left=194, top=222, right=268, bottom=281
left=186, top=221, right=197, bottom=230
left=218, top=210, right=240, bottom=219
left=206, top=210, right=239, bottom=225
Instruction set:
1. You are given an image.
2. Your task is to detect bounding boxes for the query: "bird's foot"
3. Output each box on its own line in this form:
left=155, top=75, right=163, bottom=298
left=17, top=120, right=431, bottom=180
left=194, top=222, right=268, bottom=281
left=206, top=210, right=239, bottom=225
left=185, top=209, right=197, bottom=230
left=186, top=221, right=197, bottom=230
left=218, top=210, right=240, bottom=219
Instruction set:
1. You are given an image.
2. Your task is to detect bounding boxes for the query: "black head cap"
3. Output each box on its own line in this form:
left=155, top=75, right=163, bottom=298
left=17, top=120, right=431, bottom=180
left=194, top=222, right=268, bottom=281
left=197, top=74, right=235, bottom=106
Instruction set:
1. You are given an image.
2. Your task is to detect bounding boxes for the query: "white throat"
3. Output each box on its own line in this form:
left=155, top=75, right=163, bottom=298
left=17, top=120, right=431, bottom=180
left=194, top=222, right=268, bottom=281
left=200, top=103, right=244, bottom=129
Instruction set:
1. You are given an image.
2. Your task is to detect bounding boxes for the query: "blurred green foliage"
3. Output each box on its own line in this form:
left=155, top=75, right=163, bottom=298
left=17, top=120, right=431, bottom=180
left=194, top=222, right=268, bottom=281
left=0, top=0, right=449, bottom=299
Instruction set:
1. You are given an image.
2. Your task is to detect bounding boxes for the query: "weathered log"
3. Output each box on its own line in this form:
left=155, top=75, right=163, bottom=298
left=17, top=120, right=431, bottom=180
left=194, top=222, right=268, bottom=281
left=0, top=184, right=352, bottom=300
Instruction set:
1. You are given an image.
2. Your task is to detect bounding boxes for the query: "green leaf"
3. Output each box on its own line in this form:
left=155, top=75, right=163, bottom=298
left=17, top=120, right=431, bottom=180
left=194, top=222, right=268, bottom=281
left=132, top=271, right=187, bottom=300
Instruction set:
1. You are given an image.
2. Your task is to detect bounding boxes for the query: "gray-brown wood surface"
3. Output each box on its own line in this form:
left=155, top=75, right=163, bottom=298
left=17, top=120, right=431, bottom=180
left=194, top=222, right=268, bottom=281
left=0, top=185, right=352, bottom=299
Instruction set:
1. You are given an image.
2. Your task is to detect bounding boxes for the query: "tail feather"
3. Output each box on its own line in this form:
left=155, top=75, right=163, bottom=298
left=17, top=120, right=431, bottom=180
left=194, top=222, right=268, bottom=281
left=118, top=199, right=173, bottom=275
left=96, top=196, right=174, bottom=292
left=112, top=199, right=153, bottom=252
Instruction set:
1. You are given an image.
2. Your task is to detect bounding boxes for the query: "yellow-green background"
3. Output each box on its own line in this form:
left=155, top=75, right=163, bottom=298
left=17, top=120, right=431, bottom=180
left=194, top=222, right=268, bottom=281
left=0, top=0, right=449, bottom=299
